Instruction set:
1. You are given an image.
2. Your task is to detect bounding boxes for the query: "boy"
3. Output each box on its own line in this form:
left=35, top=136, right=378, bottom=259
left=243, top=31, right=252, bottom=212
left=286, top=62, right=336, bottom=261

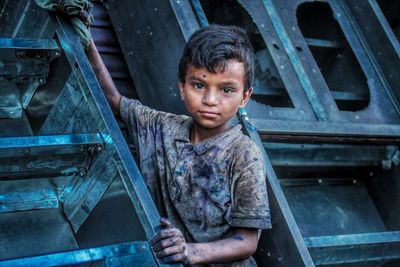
left=88, top=25, right=271, bottom=266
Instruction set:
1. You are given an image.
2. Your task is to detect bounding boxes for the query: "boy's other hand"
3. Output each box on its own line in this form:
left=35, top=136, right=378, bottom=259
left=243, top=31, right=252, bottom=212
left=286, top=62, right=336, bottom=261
left=151, top=218, right=192, bottom=265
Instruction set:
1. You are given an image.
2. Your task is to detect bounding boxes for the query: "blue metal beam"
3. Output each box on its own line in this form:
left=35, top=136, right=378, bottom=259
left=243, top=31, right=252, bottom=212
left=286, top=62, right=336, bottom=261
left=0, top=241, right=154, bottom=267
left=0, top=133, right=102, bottom=150
left=305, top=231, right=400, bottom=247
left=253, top=118, right=400, bottom=140
left=0, top=38, right=59, bottom=50
left=304, top=37, right=343, bottom=49
left=304, top=231, right=400, bottom=265
left=190, top=0, right=208, bottom=28
left=169, top=0, right=201, bottom=41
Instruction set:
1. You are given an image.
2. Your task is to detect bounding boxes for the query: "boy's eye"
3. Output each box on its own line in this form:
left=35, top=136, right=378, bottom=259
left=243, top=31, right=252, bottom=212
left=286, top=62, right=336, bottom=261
left=192, top=82, right=204, bottom=90
left=221, top=87, right=234, bottom=94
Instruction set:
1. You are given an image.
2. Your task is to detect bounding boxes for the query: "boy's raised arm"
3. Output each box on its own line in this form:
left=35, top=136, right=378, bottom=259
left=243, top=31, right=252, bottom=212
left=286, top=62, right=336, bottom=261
left=87, top=39, right=122, bottom=117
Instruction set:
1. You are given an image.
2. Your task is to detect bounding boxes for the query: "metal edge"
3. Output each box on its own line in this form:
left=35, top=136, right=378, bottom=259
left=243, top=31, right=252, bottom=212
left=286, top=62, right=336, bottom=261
left=238, top=108, right=315, bottom=267
left=0, top=133, right=102, bottom=149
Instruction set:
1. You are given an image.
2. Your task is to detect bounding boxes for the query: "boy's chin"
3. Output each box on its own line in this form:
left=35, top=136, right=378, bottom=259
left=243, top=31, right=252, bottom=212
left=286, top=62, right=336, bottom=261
left=194, top=120, right=229, bottom=130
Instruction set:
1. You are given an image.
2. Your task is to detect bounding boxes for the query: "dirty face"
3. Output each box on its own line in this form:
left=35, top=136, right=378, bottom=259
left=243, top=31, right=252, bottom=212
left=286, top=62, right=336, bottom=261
left=179, top=60, right=252, bottom=137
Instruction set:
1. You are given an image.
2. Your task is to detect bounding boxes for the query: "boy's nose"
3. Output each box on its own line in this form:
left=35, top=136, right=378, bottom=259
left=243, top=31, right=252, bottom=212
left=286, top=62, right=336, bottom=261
left=202, top=89, right=219, bottom=106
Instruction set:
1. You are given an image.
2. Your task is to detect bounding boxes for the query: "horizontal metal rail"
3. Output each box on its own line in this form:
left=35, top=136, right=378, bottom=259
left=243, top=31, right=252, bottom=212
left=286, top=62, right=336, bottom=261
left=0, top=38, right=59, bottom=50
left=0, top=241, right=153, bottom=267
left=254, top=119, right=400, bottom=144
left=0, top=133, right=102, bottom=151
left=304, top=231, right=400, bottom=265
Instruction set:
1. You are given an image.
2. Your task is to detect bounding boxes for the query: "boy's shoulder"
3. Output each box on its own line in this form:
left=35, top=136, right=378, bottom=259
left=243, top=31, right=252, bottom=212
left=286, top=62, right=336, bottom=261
left=225, top=130, right=264, bottom=176
left=222, top=126, right=264, bottom=168
left=231, top=129, right=263, bottom=157
left=121, top=95, right=190, bottom=126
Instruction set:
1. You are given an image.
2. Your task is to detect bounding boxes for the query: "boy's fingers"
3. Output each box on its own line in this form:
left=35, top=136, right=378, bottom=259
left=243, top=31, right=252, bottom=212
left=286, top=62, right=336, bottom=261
left=160, top=217, right=173, bottom=228
left=155, top=243, right=185, bottom=258
left=150, top=228, right=180, bottom=245
left=152, top=236, right=183, bottom=252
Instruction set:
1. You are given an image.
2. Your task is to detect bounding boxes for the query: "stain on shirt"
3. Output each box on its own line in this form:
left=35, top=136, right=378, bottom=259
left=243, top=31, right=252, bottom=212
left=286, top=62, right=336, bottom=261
left=120, top=96, right=271, bottom=266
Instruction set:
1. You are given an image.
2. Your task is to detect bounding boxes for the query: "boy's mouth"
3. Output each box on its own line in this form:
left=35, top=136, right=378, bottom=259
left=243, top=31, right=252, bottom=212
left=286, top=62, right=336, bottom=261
left=198, top=111, right=219, bottom=119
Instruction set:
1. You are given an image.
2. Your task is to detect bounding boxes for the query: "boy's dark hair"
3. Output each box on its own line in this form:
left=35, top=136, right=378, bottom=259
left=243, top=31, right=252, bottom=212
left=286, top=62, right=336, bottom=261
left=178, top=24, right=255, bottom=90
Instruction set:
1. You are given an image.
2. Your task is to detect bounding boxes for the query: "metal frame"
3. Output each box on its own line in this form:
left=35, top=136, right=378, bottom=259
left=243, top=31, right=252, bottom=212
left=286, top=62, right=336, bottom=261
left=270, top=0, right=400, bottom=127
left=0, top=134, right=102, bottom=212
left=0, top=38, right=61, bottom=118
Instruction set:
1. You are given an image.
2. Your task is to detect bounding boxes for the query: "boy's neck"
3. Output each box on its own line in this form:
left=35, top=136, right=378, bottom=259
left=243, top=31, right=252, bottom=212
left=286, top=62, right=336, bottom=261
left=190, top=122, right=231, bottom=144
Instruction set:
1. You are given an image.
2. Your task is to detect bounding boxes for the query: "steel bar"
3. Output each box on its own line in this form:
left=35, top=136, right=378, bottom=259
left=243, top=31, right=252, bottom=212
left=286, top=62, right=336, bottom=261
left=305, top=232, right=400, bottom=265
left=0, top=241, right=153, bottom=267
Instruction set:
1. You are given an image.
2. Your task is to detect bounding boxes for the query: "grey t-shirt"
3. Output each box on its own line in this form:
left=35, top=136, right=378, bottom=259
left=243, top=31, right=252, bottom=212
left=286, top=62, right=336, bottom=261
left=120, top=96, right=271, bottom=266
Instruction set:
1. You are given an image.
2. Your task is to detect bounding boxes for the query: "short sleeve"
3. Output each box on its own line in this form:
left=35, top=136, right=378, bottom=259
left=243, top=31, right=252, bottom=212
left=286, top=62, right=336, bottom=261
left=229, top=141, right=272, bottom=229
left=119, top=96, right=171, bottom=159
left=120, top=96, right=162, bottom=133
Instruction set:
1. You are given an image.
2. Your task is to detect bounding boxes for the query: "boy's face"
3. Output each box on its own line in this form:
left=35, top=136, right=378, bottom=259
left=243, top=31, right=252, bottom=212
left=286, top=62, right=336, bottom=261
left=179, top=60, right=252, bottom=135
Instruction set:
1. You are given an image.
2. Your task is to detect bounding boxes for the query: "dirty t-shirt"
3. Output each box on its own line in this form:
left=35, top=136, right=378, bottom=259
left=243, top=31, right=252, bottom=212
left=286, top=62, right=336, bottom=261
left=120, top=97, right=271, bottom=266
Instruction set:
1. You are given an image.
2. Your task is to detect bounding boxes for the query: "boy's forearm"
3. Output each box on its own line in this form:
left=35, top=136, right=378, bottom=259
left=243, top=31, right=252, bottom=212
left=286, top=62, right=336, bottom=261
left=187, top=228, right=258, bottom=265
left=87, top=39, right=122, bottom=117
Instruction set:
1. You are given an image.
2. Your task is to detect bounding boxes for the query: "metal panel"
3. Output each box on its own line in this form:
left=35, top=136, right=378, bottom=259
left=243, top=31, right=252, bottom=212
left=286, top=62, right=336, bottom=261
left=0, top=134, right=103, bottom=214
left=0, top=0, right=53, bottom=39
left=0, top=38, right=61, bottom=118
left=105, top=0, right=198, bottom=114
left=75, top=178, right=147, bottom=248
left=0, top=114, right=33, bottom=136
left=282, top=183, right=386, bottom=237
left=0, top=208, right=79, bottom=260
left=377, top=0, right=400, bottom=41
left=90, top=2, right=138, bottom=99
left=63, top=148, right=119, bottom=232
left=0, top=177, right=63, bottom=212
left=345, top=0, right=400, bottom=111
left=265, top=143, right=395, bottom=167
left=25, top=53, right=72, bottom=135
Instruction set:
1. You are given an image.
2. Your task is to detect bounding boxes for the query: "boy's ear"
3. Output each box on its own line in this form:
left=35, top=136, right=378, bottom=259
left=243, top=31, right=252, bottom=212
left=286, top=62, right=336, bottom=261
left=179, top=81, right=185, bottom=101
left=240, top=87, right=253, bottom=107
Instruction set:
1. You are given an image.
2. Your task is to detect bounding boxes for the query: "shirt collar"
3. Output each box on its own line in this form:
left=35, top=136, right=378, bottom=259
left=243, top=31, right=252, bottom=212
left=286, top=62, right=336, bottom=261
left=175, top=118, right=242, bottom=155
left=174, top=116, right=192, bottom=142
